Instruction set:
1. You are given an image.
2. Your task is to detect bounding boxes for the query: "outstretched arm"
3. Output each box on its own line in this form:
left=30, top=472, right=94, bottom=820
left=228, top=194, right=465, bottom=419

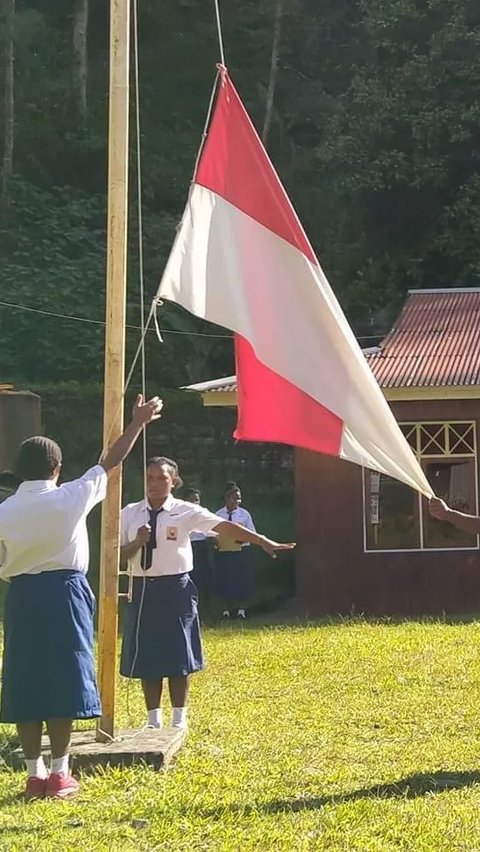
left=429, top=497, right=480, bottom=535
left=101, top=395, right=163, bottom=473
left=214, top=520, right=295, bottom=558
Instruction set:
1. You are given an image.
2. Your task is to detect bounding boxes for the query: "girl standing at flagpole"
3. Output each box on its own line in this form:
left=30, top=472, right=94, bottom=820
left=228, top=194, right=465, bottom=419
left=119, top=460, right=294, bottom=732
left=0, top=394, right=162, bottom=801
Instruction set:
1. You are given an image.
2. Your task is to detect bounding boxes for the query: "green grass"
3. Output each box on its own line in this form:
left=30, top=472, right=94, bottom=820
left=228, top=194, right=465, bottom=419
left=2, top=619, right=480, bottom=850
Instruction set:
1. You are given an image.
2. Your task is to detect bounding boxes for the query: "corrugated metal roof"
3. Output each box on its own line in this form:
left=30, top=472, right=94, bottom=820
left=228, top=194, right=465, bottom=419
left=183, top=376, right=236, bottom=393
left=184, top=288, right=480, bottom=394
left=366, top=288, right=480, bottom=388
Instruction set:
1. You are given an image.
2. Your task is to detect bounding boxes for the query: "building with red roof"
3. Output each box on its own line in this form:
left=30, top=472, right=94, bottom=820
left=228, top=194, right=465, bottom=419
left=187, top=288, right=480, bottom=615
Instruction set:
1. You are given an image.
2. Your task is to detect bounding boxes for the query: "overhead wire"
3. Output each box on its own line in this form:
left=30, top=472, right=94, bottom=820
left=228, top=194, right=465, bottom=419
left=0, top=299, right=233, bottom=339
left=0, top=298, right=388, bottom=343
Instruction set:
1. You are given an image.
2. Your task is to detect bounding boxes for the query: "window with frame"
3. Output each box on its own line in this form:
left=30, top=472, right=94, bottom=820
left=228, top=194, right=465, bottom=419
left=364, top=421, right=479, bottom=552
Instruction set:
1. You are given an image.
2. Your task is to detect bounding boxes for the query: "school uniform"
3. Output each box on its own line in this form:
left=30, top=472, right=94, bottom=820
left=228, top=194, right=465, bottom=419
left=0, top=466, right=107, bottom=723
left=214, top=506, right=256, bottom=604
left=119, top=496, right=220, bottom=679
left=190, top=530, right=214, bottom=598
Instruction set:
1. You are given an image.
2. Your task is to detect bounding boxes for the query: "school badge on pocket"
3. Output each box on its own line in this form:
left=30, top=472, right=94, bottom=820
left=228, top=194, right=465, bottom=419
left=166, top=526, right=178, bottom=541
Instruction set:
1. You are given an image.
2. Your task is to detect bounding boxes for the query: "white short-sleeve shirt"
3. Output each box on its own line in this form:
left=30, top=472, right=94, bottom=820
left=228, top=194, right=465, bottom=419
left=121, top=495, right=220, bottom=577
left=0, top=465, right=108, bottom=581
left=215, top=506, right=256, bottom=547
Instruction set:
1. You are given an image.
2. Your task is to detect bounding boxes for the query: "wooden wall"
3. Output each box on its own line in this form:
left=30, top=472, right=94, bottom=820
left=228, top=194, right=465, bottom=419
left=294, top=398, right=480, bottom=616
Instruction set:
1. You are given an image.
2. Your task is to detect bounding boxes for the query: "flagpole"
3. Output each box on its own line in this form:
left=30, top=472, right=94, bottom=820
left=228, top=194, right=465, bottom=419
left=96, top=0, right=131, bottom=741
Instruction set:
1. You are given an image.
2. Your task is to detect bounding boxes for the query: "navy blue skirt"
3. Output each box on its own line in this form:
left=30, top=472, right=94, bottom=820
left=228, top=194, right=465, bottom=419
left=215, top=549, right=253, bottom=603
left=191, top=539, right=213, bottom=595
left=0, top=570, right=101, bottom=724
left=120, top=573, right=203, bottom=679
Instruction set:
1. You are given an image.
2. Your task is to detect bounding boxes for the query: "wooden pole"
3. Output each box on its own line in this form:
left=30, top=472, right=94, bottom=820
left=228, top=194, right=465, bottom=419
left=96, top=0, right=130, bottom=741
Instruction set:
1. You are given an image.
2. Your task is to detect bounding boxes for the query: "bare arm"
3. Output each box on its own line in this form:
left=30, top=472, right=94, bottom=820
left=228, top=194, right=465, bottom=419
left=214, top=520, right=295, bottom=558
left=101, top=395, right=162, bottom=473
left=429, top=497, right=480, bottom=535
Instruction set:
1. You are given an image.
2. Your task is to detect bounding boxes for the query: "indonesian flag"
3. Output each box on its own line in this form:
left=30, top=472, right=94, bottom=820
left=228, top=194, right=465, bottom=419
left=157, top=69, right=432, bottom=497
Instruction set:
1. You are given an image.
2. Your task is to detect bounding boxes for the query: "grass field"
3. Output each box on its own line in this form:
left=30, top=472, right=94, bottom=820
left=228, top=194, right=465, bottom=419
left=2, top=618, right=480, bottom=851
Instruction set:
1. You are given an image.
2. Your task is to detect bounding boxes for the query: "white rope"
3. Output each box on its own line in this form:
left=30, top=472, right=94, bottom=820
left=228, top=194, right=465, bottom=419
left=191, top=70, right=220, bottom=184
left=132, top=0, right=148, bottom=590
left=153, top=298, right=164, bottom=343
left=214, top=0, right=226, bottom=67
left=98, top=302, right=155, bottom=463
left=124, top=0, right=150, bottom=720
left=152, top=67, right=221, bottom=314
left=96, top=723, right=150, bottom=745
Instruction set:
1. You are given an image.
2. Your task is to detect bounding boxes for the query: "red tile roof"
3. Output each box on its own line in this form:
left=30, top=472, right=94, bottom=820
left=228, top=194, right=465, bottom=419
left=366, top=288, right=480, bottom=388
left=185, top=288, right=480, bottom=395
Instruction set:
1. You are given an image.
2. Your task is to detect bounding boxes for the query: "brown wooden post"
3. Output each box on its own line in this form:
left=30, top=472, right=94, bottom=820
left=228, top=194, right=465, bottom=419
left=96, top=0, right=130, bottom=741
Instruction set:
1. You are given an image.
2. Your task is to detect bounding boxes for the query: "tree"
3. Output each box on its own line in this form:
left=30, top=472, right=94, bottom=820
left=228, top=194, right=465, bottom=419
left=1, top=0, right=15, bottom=217
left=1, top=0, right=480, bottom=385
left=262, top=0, right=283, bottom=146
left=73, top=0, right=88, bottom=125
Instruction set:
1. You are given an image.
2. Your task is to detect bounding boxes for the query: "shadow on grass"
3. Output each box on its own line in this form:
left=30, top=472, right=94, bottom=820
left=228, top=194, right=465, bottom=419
left=0, top=791, right=25, bottom=808
left=190, top=771, right=480, bottom=818
left=198, top=611, right=480, bottom=630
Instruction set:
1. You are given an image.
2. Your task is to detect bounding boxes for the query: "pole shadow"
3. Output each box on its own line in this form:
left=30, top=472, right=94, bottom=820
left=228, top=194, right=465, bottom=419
left=185, top=770, right=480, bottom=819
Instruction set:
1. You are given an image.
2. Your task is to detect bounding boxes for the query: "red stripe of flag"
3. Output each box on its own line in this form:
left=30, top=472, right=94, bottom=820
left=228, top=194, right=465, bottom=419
left=196, top=70, right=344, bottom=455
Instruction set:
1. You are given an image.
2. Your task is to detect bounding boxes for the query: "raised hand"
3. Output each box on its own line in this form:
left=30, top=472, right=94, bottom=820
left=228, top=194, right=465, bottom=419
left=132, top=394, right=163, bottom=426
left=429, top=496, right=449, bottom=521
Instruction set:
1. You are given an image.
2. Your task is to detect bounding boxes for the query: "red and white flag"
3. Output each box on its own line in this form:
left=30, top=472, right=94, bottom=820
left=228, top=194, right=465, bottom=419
left=157, top=69, right=432, bottom=496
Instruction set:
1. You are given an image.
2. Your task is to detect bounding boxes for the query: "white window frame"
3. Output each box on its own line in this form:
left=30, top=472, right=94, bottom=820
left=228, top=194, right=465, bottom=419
left=362, top=420, right=479, bottom=554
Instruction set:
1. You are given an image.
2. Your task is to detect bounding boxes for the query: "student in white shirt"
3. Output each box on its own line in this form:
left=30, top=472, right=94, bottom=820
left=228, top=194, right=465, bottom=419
left=215, top=482, right=256, bottom=620
left=119, top=458, right=295, bottom=732
left=0, top=394, right=162, bottom=801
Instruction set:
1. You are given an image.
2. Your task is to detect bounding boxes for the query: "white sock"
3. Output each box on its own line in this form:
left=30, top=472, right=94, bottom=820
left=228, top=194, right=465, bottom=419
left=148, top=708, right=163, bottom=728
left=51, top=754, right=69, bottom=776
left=172, top=707, right=188, bottom=729
left=25, top=756, right=48, bottom=779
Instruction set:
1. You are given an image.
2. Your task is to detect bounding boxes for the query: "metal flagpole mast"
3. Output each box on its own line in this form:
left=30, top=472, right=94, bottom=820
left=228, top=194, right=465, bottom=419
left=96, top=0, right=131, bottom=741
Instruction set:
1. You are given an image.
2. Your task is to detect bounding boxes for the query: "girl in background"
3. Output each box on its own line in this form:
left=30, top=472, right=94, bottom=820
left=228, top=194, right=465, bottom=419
left=184, top=487, right=214, bottom=612
left=215, top=482, right=256, bottom=620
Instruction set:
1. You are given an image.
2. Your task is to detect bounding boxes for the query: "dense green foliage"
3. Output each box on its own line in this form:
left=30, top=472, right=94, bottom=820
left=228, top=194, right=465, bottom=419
left=1, top=0, right=480, bottom=387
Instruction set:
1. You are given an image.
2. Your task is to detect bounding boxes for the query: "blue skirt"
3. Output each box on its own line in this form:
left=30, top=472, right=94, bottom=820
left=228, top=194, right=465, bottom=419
left=215, top=549, right=253, bottom=603
left=120, top=573, right=203, bottom=679
left=0, top=570, right=101, bottom=723
left=191, top=539, right=213, bottom=595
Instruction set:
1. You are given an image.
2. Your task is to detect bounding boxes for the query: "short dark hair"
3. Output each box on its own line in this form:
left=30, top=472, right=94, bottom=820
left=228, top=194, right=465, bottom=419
left=223, top=480, right=240, bottom=499
left=15, top=436, right=62, bottom=481
left=146, top=456, right=184, bottom=489
left=184, top=486, right=200, bottom=501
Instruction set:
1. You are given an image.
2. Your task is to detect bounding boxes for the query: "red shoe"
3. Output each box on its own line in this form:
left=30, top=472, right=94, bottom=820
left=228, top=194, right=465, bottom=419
left=46, top=772, right=80, bottom=800
left=24, top=775, right=48, bottom=801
